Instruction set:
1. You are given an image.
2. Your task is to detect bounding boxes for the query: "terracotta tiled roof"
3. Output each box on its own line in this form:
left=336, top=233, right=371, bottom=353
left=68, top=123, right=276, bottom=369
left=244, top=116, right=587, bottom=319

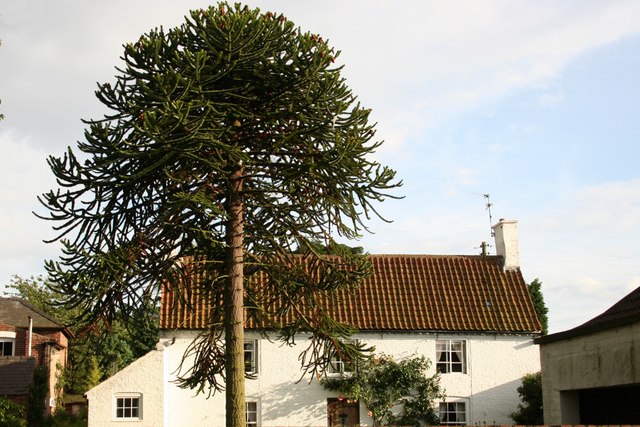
left=160, top=254, right=541, bottom=334
left=537, top=285, right=640, bottom=344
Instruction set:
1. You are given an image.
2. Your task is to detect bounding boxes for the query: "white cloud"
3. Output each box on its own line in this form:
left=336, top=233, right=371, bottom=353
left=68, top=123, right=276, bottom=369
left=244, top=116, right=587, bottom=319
left=330, top=1, right=640, bottom=152
left=0, top=133, right=59, bottom=286
left=520, top=178, right=640, bottom=332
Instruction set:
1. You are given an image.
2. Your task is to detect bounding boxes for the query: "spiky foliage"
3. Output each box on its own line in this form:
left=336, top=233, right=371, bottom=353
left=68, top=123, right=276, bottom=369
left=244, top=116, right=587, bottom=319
left=39, top=3, right=400, bottom=427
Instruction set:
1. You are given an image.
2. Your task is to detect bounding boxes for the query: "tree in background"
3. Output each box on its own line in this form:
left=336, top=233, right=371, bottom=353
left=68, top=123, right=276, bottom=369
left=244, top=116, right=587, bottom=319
left=38, top=3, right=400, bottom=426
left=27, top=366, right=48, bottom=427
left=527, top=278, right=549, bottom=335
left=5, top=275, right=158, bottom=394
left=510, top=372, right=544, bottom=425
left=321, top=354, right=442, bottom=426
left=294, top=239, right=364, bottom=255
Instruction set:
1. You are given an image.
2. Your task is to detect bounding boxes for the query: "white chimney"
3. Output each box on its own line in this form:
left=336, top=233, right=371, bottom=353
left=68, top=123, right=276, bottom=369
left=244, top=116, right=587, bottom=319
left=492, top=219, right=519, bottom=271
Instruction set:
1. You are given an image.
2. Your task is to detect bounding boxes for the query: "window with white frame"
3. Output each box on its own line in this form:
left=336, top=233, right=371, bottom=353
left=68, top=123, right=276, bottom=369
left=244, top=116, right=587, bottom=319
left=244, top=340, right=258, bottom=374
left=328, top=340, right=357, bottom=374
left=0, top=339, right=15, bottom=356
left=114, top=395, right=141, bottom=420
left=436, top=340, right=466, bottom=373
left=0, top=332, right=16, bottom=356
left=246, top=400, right=259, bottom=427
left=439, top=401, right=466, bottom=425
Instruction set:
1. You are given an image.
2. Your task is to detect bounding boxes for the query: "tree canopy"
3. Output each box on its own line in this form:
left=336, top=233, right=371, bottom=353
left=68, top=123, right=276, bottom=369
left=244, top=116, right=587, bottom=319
left=527, top=278, right=549, bottom=335
left=39, top=3, right=400, bottom=426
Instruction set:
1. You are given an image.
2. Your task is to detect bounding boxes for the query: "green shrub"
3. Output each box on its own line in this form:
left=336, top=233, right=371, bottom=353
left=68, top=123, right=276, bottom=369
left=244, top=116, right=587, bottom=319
left=0, top=397, right=27, bottom=427
left=510, top=372, right=544, bottom=425
left=48, top=408, right=88, bottom=427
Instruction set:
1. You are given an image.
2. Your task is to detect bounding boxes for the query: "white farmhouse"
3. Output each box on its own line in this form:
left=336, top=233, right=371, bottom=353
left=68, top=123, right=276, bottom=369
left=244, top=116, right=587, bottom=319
left=86, top=219, right=541, bottom=426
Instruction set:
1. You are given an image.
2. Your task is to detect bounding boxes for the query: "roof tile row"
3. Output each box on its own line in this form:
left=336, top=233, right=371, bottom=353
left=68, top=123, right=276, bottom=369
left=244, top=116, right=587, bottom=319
left=160, top=255, right=541, bottom=334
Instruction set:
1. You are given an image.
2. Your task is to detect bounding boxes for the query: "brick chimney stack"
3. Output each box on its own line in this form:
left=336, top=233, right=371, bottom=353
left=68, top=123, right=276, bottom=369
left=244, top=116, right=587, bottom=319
left=492, top=219, right=519, bottom=271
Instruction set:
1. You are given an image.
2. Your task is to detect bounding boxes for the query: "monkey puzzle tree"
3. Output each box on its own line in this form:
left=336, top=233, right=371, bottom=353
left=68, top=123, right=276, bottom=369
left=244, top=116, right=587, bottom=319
left=39, top=3, right=400, bottom=426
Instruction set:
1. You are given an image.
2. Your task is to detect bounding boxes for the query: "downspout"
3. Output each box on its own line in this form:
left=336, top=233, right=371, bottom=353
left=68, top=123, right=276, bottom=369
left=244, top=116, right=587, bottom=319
left=28, top=316, right=33, bottom=356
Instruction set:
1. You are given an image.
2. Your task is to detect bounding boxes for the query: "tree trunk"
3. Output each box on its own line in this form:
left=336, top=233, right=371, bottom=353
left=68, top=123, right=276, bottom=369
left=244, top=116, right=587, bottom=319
left=224, top=168, right=245, bottom=427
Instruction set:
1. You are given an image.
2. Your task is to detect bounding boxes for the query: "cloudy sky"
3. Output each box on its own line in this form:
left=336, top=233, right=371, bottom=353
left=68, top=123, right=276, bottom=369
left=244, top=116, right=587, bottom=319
left=1, top=1, right=639, bottom=334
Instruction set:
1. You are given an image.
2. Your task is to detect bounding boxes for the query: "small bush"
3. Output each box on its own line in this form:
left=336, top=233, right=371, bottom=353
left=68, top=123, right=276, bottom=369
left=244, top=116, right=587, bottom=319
left=48, top=408, right=88, bottom=427
left=510, top=372, right=543, bottom=425
left=0, top=397, right=27, bottom=427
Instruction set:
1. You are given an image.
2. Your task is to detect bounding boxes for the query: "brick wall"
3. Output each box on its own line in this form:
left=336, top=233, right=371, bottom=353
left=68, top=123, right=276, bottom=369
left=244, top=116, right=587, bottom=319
left=0, top=323, right=16, bottom=332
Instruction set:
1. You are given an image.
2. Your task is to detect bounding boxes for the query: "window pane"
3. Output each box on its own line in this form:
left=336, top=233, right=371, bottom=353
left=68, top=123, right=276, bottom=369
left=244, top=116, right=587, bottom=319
left=328, top=340, right=357, bottom=374
left=440, top=401, right=466, bottom=425
left=116, top=397, right=140, bottom=419
left=436, top=340, right=466, bottom=374
left=246, top=401, right=257, bottom=427
left=1, top=342, right=13, bottom=356
left=244, top=341, right=256, bottom=373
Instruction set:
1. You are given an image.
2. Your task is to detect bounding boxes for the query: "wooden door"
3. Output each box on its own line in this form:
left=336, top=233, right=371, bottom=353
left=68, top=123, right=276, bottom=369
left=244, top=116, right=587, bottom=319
left=327, top=398, right=359, bottom=427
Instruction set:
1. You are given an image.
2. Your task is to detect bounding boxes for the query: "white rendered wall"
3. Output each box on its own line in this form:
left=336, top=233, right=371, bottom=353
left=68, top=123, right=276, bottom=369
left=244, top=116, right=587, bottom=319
left=86, top=331, right=539, bottom=426
left=492, top=219, right=520, bottom=271
left=86, top=349, right=164, bottom=427
left=360, top=333, right=540, bottom=425
left=156, top=331, right=540, bottom=427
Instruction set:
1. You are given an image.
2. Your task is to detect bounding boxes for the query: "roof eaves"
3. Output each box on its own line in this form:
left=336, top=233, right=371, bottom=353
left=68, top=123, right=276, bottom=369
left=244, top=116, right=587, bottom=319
left=535, top=312, right=640, bottom=345
left=6, top=298, right=75, bottom=338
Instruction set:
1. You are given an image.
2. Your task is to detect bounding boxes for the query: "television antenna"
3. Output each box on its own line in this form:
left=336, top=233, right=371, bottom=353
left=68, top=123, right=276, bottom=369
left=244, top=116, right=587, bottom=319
left=483, top=193, right=494, bottom=237
left=473, top=192, right=494, bottom=238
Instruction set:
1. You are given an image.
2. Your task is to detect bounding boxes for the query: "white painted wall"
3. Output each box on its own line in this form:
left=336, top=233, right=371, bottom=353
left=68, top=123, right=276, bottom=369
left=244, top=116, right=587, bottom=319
left=86, top=348, right=164, bottom=427
left=87, top=331, right=540, bottom=426
left=492, top=219, right=520, bottom=271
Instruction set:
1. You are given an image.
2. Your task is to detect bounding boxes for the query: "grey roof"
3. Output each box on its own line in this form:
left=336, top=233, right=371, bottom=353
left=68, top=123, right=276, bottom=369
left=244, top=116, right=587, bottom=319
left=0, top=356, right=36, bottom=395
left=0, top=297, right=70, bottom=335
left=537, top=285, right=640, bottom=344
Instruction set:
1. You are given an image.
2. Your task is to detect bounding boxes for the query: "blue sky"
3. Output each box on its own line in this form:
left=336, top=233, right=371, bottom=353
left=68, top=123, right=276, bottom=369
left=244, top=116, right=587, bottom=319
left=1, top=1, right=639, bottom=333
